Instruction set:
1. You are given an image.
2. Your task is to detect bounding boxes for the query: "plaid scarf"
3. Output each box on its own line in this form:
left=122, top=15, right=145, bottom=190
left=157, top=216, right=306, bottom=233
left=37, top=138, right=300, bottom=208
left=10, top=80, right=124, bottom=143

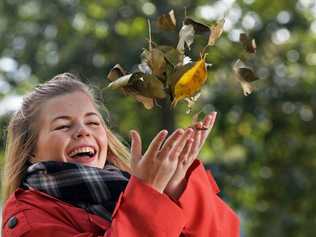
left=22, top=161, right=130, bottom=222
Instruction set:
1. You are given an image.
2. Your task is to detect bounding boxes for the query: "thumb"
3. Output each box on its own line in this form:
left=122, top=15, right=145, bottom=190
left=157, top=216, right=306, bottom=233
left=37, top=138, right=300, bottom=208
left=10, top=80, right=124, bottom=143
left=130, top=130, right=142, bottom=163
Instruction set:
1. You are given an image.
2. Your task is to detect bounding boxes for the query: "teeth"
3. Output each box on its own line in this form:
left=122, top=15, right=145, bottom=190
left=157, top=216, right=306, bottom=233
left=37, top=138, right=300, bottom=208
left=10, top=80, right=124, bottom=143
left=69, top=147, right=95, bottom=157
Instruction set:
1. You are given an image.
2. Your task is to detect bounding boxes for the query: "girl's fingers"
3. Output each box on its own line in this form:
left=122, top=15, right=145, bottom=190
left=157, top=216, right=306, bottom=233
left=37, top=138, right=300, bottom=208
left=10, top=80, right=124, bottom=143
left=200, top=112, right=217, bottom=146
left=169, top=128, right=193, bottom=160
left=189, top=128, right=202, bottom=159
left=145, top=130, right=169, bottom=158
left=130, top=130, right=142, bottom=163
left=179, top=137, right=194, bottom=163
left=159, top=129, right=184, bottom=159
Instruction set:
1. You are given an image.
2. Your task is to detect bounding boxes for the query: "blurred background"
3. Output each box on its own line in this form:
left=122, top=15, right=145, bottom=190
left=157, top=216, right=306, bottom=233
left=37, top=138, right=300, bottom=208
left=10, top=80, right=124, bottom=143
left=0, top=0, right=315, bottom=236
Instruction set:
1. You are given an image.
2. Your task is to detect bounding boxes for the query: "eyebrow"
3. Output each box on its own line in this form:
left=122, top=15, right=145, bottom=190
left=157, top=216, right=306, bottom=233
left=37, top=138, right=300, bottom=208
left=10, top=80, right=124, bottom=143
left=51, top=112, right=99, bottom=123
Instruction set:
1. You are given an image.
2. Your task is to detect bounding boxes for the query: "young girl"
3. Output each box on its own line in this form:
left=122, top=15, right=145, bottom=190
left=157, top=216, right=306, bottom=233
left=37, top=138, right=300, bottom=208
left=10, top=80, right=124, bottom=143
left=1, top=73, right=240, bottom=237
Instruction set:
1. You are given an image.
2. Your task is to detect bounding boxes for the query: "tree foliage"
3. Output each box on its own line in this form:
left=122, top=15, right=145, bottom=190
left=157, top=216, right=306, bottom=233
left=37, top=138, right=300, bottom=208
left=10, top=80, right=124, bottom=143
left=0, top=0, right=315, bottom=236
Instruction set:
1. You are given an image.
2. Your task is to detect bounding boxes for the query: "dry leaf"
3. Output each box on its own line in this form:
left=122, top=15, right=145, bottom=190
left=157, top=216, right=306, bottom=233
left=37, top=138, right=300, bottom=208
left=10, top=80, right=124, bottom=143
left=240, top=33, right=256, bottom=54
left=177, top=24, right=195, bottom=53
left=141, top=48, right=166, bottom=78
left=127, top=72, right=166, bottom=99
left=134, top=94, right=154, bottom=109
left=171, top=58, right=208, bottom=107
left=184, top=18, right=210, bottom=34
left=138, top=62, right=152, bottom=74
left=157, top=45, right=183, bottom=67
left=156, top=9, right=177, bottom=31
left=107, top=74, right=131, bottom=89
left=107, top=64, right=127, bottom=81
left=233, top=59, right=258, bottom=96
left=208, top=19, right=225, bottom=46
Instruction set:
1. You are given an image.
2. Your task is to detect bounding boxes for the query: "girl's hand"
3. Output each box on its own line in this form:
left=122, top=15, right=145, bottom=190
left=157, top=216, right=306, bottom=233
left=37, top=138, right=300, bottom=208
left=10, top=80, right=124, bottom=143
left=164, top=112, right=217, bottom=199
left=129, top=128, right=192, bottom=193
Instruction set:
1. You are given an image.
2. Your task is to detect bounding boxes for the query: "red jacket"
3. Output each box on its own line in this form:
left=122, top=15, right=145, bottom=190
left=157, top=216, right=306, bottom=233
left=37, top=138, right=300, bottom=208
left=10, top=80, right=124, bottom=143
left=2, top=160, right=240, bottom=237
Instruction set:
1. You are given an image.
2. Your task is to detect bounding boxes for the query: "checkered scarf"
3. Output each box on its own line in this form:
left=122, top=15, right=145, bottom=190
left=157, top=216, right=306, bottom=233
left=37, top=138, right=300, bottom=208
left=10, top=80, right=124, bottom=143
left=22, top=161, right=130, bottom=222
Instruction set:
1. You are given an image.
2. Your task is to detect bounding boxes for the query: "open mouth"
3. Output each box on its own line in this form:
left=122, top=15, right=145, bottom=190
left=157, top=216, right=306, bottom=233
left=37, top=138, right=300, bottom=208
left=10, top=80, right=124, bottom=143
left=68, top=146, right=97, bottom=159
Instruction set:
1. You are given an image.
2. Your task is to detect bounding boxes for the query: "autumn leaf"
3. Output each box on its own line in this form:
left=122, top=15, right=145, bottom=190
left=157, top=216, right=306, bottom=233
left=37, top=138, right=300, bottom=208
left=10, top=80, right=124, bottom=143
left=171, top=58, right=208, bottom=107
left=107, top=73, right=131, bottom=89
left=177, top=24, right=195, bottom=53
left=233, top=59, right=258, bottom=96
left=107, top=64, right=127, bottom=81
left=141, top=48, right=166, bottom=78
left=127, top=72, right=166, bottom=99
left=184, top=18, right=210, bottom=34
left=208, top=19, right=225, bottom=46
left=240, top=33, right=256, bottom=53
left=156, top=9, right=177, bottom=31
left=157, top=45, right=183, bottom=67
left=134, top=94, right=154, bottom=110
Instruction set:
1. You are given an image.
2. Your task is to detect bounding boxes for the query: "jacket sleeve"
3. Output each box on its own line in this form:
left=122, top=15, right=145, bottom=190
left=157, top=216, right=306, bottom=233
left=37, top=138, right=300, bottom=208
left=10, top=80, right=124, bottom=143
left=3, top=176, right=185, bottom=237
left=173, top=160, right=240, bottom=237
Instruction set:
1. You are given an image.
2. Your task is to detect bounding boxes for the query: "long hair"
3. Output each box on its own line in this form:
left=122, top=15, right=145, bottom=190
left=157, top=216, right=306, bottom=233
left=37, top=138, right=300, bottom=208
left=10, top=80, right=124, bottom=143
left=2, top=73, right=131, bottom=201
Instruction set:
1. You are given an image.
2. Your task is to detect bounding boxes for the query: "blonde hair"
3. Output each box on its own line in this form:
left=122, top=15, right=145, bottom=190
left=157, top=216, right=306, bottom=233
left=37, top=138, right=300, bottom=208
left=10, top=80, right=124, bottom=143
left=2, top=73, right=131, bottom=201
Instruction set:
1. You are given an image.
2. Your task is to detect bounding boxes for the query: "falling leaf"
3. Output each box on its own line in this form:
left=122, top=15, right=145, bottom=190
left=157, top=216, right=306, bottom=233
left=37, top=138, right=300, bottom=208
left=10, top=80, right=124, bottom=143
left=208, top=19, right=225, bottom=46
left=138, top=62, right=152, bottom=74
left=177, top=24, right=195, bottom=53
left=107, top=74, right=131, bottom=89
left=134, top=94, right=154, bottom=109
left=127, top=72, right=166, bottom=99
left=156, top=9, right=177, bottom=31
left=168, top=62, right=195, bottom=97
left=240, top=33, right=256, bottom=53
left=107, top=64, right=127, bottom=81
left=233, top=59, right=258, bottom=96
left=141, top=48, right=166, bottom=78
left=171, top=58, right=208, bottom=107
left=157, top=45, right=183, bottom=67
left=184, top=18, right=210, bottom=34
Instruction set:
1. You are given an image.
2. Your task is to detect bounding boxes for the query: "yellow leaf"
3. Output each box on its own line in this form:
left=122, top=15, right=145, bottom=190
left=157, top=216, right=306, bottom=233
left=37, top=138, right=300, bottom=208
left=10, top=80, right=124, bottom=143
left=171, top=58, right=207, bottom=107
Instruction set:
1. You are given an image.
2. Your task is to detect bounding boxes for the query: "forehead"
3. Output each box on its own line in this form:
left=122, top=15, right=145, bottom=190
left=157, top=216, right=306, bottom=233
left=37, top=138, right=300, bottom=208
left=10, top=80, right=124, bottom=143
left=39, top=91, right=98, bottom=122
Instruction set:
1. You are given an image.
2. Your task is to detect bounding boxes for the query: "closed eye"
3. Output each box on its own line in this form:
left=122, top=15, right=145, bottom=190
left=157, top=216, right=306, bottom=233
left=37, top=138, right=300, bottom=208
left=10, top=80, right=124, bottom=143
left=55, top=125, right=70, bottom=130
left=87, top=122, right=100, bottom=126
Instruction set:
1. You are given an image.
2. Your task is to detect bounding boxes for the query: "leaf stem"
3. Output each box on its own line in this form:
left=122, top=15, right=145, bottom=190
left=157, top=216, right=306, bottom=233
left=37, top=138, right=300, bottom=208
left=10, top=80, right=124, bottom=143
left=147, top=19, right=152, bottom=51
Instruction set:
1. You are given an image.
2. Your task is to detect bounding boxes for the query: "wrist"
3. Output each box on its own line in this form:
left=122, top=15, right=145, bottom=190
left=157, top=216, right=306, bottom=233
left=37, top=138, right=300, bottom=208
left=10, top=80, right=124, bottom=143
left=165, top=177, right=187, bottom=200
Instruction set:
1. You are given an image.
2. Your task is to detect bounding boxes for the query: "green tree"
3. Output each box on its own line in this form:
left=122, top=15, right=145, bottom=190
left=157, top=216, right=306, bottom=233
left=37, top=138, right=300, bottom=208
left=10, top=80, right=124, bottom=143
left=0, top=0, right=315, bottom=236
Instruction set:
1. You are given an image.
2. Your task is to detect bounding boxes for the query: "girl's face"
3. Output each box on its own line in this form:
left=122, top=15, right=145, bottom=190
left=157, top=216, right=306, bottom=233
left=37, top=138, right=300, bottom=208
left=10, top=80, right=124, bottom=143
left=34, top=91, right=108, bottom=169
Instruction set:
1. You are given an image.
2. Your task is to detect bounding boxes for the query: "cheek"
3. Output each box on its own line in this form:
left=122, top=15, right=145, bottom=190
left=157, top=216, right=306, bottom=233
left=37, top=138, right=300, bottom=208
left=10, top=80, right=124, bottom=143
left=36, top=133, right=69, bottom=161
left=97, top=128, right=108, bottom=148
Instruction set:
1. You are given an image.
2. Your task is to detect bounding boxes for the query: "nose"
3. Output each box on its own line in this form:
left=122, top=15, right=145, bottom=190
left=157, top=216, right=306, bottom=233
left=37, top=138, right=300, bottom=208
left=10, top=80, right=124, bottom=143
left=72, top=124, right=90, bottom=139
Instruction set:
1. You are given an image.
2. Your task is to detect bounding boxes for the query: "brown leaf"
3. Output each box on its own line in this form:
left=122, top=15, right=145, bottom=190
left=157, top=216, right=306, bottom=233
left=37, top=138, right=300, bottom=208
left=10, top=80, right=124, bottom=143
left=128, top=72, right=166, bottom=99
left=141, top=48, right=166, bottom=78
left=156, top=9, right=177, bottom=31
left=157, top=45, right=183, bottom=67
left=208, top=19, right=225, bottom=46
left=233, top=59, right=258, bottom=96
left=184, top=17, right=210, bottom=34
left=107, top=64, right=127, bottom=81
left=240, top=33, right=256, bottom=54
left=134, top=95, right=154, bottom=109
left=177, top=24, right=195, bottom=53
left=107, top=74, right=131, bottom=89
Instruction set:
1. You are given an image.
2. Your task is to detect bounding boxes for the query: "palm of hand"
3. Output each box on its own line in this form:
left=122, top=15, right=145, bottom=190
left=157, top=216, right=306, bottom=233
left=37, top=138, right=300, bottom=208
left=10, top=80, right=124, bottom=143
left=164, top=112, right=217, bottom=199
